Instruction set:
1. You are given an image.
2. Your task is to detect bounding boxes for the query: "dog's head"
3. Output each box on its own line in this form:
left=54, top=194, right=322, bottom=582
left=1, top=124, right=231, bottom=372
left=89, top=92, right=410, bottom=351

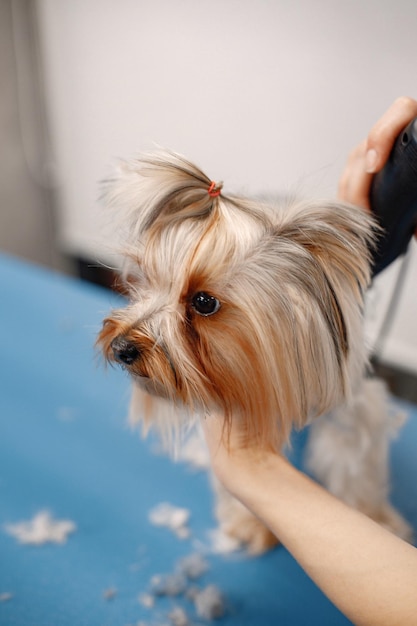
left=97, top=150, right=374, bottom=449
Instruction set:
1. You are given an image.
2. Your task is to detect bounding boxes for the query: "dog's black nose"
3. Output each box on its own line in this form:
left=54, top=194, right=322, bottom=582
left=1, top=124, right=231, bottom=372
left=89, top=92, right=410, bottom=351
left=111, top=337, right=140, bottom=365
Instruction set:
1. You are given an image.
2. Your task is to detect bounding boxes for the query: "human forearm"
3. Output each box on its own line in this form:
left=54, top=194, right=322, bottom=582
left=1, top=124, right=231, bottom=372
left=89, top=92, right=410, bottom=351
left=225, top=451, right=417, bottom=626
left=203, top=414, right=417, bottom=626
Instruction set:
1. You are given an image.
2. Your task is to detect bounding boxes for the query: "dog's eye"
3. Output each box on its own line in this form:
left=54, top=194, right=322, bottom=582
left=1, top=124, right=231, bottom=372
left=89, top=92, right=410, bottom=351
left=191, top=292, right=221, bottom=316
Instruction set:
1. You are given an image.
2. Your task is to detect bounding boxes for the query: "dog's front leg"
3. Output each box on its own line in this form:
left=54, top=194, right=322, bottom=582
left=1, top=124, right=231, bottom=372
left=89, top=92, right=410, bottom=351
left=211, top=473, right=279, bottom=555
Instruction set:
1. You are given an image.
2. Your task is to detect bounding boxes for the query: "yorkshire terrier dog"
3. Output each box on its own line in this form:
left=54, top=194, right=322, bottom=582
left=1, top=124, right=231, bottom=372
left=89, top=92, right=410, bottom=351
left=98, top=150, right=411, bottom=553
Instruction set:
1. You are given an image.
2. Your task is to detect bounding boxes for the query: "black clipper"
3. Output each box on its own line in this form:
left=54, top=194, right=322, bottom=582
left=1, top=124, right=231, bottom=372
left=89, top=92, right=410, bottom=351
left=370, top=117, right=417, bottom=276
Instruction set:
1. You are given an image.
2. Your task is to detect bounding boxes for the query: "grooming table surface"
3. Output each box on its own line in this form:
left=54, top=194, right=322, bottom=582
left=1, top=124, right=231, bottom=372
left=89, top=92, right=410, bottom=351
left=1, top=253, right=416, bottom=626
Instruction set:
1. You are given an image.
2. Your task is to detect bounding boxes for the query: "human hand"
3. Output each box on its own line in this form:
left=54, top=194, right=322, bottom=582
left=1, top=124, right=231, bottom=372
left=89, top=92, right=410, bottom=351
left=338, top=96, right=417, bottom=212
left=201, top=413, right=282, bottom=498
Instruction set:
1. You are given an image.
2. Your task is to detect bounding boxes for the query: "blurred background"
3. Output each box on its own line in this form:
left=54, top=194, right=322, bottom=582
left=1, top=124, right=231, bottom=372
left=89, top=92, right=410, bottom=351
left=1, top=0, right=416, bottom=396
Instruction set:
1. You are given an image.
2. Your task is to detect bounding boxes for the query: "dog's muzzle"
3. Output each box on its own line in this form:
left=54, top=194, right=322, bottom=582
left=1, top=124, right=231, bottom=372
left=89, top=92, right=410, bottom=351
left=111, top=337, right=140, bottom=365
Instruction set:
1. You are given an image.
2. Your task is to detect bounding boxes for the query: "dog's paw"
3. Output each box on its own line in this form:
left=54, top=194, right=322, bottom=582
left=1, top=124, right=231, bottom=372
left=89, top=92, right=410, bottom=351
left=222, top=515, right=279, bottom=555
left=213, top=474, right=278, bottom=555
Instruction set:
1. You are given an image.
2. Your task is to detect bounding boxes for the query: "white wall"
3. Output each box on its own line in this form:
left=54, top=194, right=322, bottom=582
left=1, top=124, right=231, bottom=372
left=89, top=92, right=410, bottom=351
left=35, top=0, right=417, bottom=373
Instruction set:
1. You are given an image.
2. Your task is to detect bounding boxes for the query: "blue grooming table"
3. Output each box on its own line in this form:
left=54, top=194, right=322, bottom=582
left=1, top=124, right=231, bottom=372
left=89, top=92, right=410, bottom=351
left=0, top=253, right=416, bottom=626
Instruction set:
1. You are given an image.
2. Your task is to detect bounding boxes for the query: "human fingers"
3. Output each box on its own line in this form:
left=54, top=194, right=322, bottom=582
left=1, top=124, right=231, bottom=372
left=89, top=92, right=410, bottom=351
left=365, top=96, right=417, bottom=174
left=338, top=97, right=417, bottom=210
left=200, top=413, right=247, bottom=491
left=201, top=412, right=274, bottom=493
left=338, top=139, right=373, bottom=210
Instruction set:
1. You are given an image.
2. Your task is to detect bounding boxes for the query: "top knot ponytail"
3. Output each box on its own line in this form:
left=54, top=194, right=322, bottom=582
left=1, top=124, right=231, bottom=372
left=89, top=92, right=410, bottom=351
left=102, top=149, right=225, bottom=239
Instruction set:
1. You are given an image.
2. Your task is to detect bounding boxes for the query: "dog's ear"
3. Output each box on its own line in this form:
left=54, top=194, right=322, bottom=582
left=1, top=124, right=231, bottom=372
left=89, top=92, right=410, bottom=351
left=239, top=199, right=375, bottom=443
left=102, top=150, right=223, bottom=238
left=274, top=200, right=375, bottom=295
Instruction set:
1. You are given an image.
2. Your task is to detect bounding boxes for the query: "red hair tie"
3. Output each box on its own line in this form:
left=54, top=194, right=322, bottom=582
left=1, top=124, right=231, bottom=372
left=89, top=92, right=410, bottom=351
left=208, top=181, right=222, bottom=198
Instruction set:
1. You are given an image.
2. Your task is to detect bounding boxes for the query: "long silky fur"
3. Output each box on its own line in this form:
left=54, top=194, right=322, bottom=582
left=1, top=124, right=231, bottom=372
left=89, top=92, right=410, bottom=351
left=98, top=149, right=375, bottom=452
